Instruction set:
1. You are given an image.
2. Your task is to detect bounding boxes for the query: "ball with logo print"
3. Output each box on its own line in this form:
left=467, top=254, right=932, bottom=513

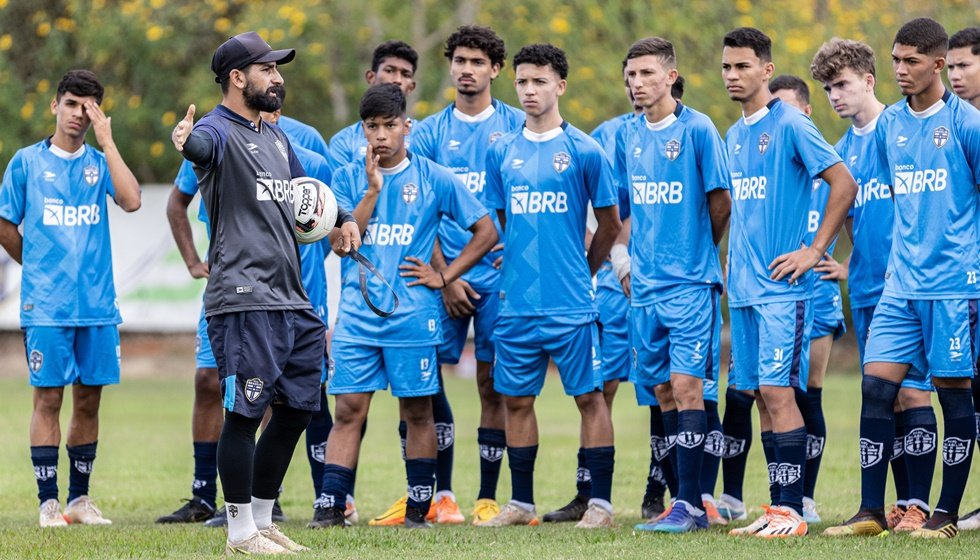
left=292, top=176, right=338, bottom=244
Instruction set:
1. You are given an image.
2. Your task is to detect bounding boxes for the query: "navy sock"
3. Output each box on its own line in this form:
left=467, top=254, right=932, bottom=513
left=797, top=388, right=826, bottom=500
left=405, top=458, right=437, bottom=514
left=662, top=409, right=680, bottom=492
left=700, top=400, right=724, bottom=499
left=761, top=431, right=780, bottom=505
left=935, top=387, right=975, bottom=515
left=31, top=445, right=59, bottom=504
left=192, top=441, right=219, bottom=508
left=431, top=377, right=454, bottom=494
left=583, top=446, right=614, bottom=503
left=773, top=427, right=807, bottom=515
left=508, top=445, right=538, bottom=505
left=973, top=377, right=980, bottom=446
left=858, top=376, right=899, bottom=511
left=305, top=390, right=333, bottom=501
left=66, top=442, right=97, bottom=503
left=477, top=428, right=506, bottom=500
left=398, top=420, right=407, bottom=461
left=890, top=410, right=910, bottom=503
left=317, top=464, right=354, bottom=510
left=676, top=409, right=706, bottom=507
left=575, top=447, right=592, bottom=498
left=721, top=387, right=754, bottom=501
left=647, top=406, right=674, bottom=498
left=902, top=406, right=937, bottom=507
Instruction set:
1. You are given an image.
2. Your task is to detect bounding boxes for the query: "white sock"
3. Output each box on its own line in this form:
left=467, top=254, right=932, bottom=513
left=252, top=497, right=275, bottom=529
left=510, top=499, right=535, bottom=512
left=226, top=502, right=257, bottom=543
left=588, top=498, right=613, bottom=514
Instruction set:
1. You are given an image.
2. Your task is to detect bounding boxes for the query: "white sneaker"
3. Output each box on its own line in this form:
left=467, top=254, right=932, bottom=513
left=729, top=506, right=772, bottom=536
left=225, top=532, right=291, bottom=555
left=259, top=524, right=308, bottom=552
left=575, top=504, right=614, bottom=528
left=755, top=506, right=807, bottom=538
left=802, top=497, right=821, bottom=524
left=39, top=499, right=68, bottom=528
left=958, top=508, right=980, bottom=531
left=716, top=494, right=747, bottom=522
left=64, top=496, right=112, bottom=525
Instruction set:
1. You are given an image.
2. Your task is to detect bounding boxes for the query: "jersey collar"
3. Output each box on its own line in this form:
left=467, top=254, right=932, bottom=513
left=905, top=89, right=951, bottom=119
left=522, top=120, right=567, bottom=142
left=742, top=98, right=775, bottom=126
left=44, top=138, right=86, bottom=160
left=452, top=99, right=497, bottom=123
left=379, top=152, right=412, bottom=175
left=645, top=102, right=683, bottom=131
left=215, top=104, right=265, bottom=133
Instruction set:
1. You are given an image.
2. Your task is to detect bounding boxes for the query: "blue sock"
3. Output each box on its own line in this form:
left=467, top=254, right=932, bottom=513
left=859, top=376, right=899, bottom=512
left=66, top=442, right=97, bottom=503
left=700, top=400, right=724, bottom=500
left=192, top=441, right=219, bottom=508
left=721, top=387, right=754, bottom=502
left=316, top=464, right=353, bottom=510
left=31, top=445, right=59, bottom=504
left=902, top=406, right=937, bottom=508
left=583, top=446, right=614, bottom=504
left=761, top=431, right=779, bottom=505
left=890, top=410, right=910, bottom=504
left=431, top=376, right=454, bottom=494
left=676, top=409, right=706, bottom=507
left=575, top=447, right=592, bottom=498
left=477, top=428, right=506, bottom=501
left=935, top=387, right=975, bottom=515
left=797, top=388, right=826, bottom=500
left=508, top=445, right=538, bottom=505
left=773, top=427, right=807, bottom=515
left=405, top=458, right=436, bottom=514
left=647, top=406, right=674, bottom=498
left=304, top=390, right=332, bottom=501
left=662, top=409, right=680, bottom=491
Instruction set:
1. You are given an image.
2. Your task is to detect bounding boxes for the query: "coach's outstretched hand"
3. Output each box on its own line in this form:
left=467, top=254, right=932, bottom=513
left=171, top=104, right=196, bottom=151
left=769, top=245, right=822, bottom=284
left=333, top=221, right=361, bottom=257
left=400, top=256, right=444, bottom=289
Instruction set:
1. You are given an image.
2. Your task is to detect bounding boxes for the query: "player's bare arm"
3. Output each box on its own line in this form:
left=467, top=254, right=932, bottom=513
left=431, top=237, right=479, bottom=319
left=610, top=215, right=631, bottom=298
left=707, top=188, right=732, bottom=245
left=587, top=205, right=623, bottom=277
left=165, top=188, right=208, bottom=279
left=86, top=101, right=140, bottom=212
left=0, top=218, right=23, bottom=264
left=401, top=214, right=497, bottom=289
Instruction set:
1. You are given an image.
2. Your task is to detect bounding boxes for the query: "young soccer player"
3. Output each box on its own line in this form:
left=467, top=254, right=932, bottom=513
left=315, top=83, right=497, bottom=529
left=825, top=18, right=980, bottom=539
left=410, top=25, right=524, bottom=525
left=171, top=31, right=359, bottom=554
left=0, top=69, right=141, bottom=528
left=721, top=27, right=857, bottom=538
left=478, top=43, right=622, bottom=529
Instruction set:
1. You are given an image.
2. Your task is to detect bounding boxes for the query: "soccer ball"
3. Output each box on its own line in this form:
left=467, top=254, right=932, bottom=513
left=292, top=176, right=337, bottom=244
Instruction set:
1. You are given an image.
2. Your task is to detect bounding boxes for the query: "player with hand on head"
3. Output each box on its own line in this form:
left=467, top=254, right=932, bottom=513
left=0, top=69, right=141, bottom=528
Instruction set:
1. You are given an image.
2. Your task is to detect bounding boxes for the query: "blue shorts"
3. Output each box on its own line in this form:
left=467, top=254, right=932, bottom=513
left=24, top=326, right=120, bottom=387
left=811, top=281, right=845, bottom=340
left=196, top=305, right=217, bottom=369
left=329, top=340, right=439, bottom=398
left=632, top=376, right=719, bottom=406
left=209, top=309, right=325, bottom=418
left=864, top=296, right=978, bottom=380
left=438, top=290, right=499, bottom=365
left=629, top=288, right=721, bottom=388
left=729, top=300, right=812, bottom=390
left=854, top=303, right=932, bottom=391
left=493, top=314, right=602, bottom=397
left=597, top=285, right=631, bottom=383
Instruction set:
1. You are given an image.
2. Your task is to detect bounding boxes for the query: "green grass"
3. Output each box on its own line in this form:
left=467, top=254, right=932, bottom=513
left=1, top=369, right=979, bottom=558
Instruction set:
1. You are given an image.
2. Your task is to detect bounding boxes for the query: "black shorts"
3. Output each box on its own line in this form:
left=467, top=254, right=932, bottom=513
left=208, top=308, right=326, bottom=418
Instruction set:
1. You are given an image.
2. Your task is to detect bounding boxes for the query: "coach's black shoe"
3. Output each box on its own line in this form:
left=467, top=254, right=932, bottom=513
left=405, top=507, right=433, bottom=529
left=641, top=493, right=666, bottom=520
left=155, top=496, right=216, bottom=524
left=272, top=498, right=287, bottom=523
left=543, top=495, right=589, bottom=523
left=308, top=506, right=348, bottom=529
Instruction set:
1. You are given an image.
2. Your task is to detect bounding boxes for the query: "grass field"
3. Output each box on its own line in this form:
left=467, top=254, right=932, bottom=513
left=1, top=335, right=980, bottom=558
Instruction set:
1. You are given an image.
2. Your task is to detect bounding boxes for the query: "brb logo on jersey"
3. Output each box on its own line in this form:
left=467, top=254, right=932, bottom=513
left=892, top=164, right=948, bottom=195
left=730, top=173, right=767, bottom=201
left=256, top=172, right=295, bottom=203
left=852, top=177, right=891, bottom=208
left=363, top=219, right=415, bottom=246
left=632, top=178, right=684, bottom=205
left=509, top=185, right=568, bottom=215
left=43, top=197, right=101, bottom=227
left=454, top=170, right=487, bottom=194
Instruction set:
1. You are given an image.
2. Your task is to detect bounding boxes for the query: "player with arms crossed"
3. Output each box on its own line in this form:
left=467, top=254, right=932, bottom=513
left=479, top=44, right=622, bottom=529
left=0, top=69, right=141, bottom=528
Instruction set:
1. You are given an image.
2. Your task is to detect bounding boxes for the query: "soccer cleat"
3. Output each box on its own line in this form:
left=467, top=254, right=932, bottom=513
left=647, top=503, right=701, bottom=533
left=224, top=532, right=290, bottom=555
left=729, top=506, right=773, bottom=536
left=542, top=495, right=589, bottom=523
left=886, top=504, right=907, bottom=530
left=802, top=497, right=821, bottom=524
left=893, top=504, right=928, bottom=532
left=755, top=506, right=807, bottom=538
left=156, top=496, right=216, bottom=524
left=260, top=524, right=309, bottom=551
left=475, top=502, right=539, bottom=527
left=471, top=498, right=500, bottom=525
left=822, top=510, right=888, bottom=537
left=911, top=512, right=958, bottom=539
left=271, top=498, right=287, bottom=522
left=703, top=500, right=728, bottom=526
left=308, top=506, right=347, bottom=529
left=404, top=506, right=433, bottom=529
left=204, top=506, right=227, bottom=528
left=716, top=494, right=747, bottom=522
left=957, top=507, right=980, bottom=530
left=368, top=496, right=436, bottom=527
left=432, top=494, right=465, bottom=524
left=345, top=497, right=359, bottom=525
left=64, top=496, right=112, bottom=525
left=39, top=499, right=68, bottom=528
left=575, top=504, right=614, bottom=529
left=641, top=493, right=666, bottom=519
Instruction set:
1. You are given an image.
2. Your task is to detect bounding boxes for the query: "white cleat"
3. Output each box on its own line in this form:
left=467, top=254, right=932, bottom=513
left=575, top=504, right=614, bottom=528
left=39, top=499, right=68, bottom=528
left=225, top=532, right=291, bottom=555
left=957, top=508, right=980, bottom=531
left=802, top=497, right=821, bottom=524
left=259, top=524, right=308, bottom=552
left=64, top=496, right=112, bottom=525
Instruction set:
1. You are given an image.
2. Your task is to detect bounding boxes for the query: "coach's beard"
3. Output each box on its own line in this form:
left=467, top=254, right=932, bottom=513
left=244, top=82, right=284, bottom=113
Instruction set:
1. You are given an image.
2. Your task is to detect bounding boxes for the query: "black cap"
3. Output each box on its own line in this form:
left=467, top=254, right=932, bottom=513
left=211, top=31, right=295, bottom=83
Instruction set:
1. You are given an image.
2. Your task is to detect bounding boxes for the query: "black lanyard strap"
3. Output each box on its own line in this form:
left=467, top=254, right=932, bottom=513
left=348, top=248, right=399, bottom=318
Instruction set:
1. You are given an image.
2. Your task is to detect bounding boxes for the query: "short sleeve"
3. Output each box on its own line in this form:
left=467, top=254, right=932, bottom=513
left=790, top=114, right=843, bottom=179
left=694, top=117, right=731, bottom=194
left=484, top=139, right=506, bottom=211
left=175, top=159, right=199, bottom=196
left=0, top=151, right=28, bottom=225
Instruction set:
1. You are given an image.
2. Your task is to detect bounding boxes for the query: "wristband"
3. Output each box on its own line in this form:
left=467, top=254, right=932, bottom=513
left=609, top=243, right=631, bottom=281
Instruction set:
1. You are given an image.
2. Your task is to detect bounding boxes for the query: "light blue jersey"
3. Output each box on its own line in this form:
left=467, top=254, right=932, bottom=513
left=279, top=115, right=329, bottom=162
left=485, top=123, right=619, bottom=317
left=590, top=114, right=635, bottom=295
left=617, top=102, right=729, bottom=305
left=591, top=113, right=634, bottom=161
left=839, top=116, right=892, bottom=309
left=726, top=98, right=843, bottom=307
left=328, top=120, right=413, bottom=171
left=874, top=91, right=980, bottom=299
left=0, top=140, right=121, bottom=326
left=176, top=159, right=209, bottom=233
left=411, top=100, right=524, bottom=292
left=332, top=154, right=488, bottom=346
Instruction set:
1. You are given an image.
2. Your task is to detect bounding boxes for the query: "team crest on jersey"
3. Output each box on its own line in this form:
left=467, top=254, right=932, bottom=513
left=758, top=133, right=771, bottom=155
left=704, top=431, right=725, bottom=457
left=806, top=435, right=825, bottom=460
left=553, top=151, right=571, bottom=173
left=942, top=437, right=971, bottom=465
left=905, top=428, right=936, bottom=455
left=402, top=183, right=419, bottom=204
left=664, top=139, right=681, bottom=161
left=309, top=442, right=326, bottom=464
left=676, top=431, right=705, bottom=449
left=83, top=165, right=99, bottom=186
left=489, top=131, right=504, bottom=144
left=650, top=435, right=671, bottom=461
left=28, top=350, right=43, bottom=373
left=244, top=377, right=264, bottom=402
left=859, top=438, right=884, bottom=467
left=480, top=444, right=504, bottom=462
left=722, top=436, right=746, bottom=459
left=933, top=126, right=949, bottom=149
left=274, top=139, right=289, bottom=161
left=408, top=485, right=433, bottom=503
left=435, top=422, right=455, bottom=451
